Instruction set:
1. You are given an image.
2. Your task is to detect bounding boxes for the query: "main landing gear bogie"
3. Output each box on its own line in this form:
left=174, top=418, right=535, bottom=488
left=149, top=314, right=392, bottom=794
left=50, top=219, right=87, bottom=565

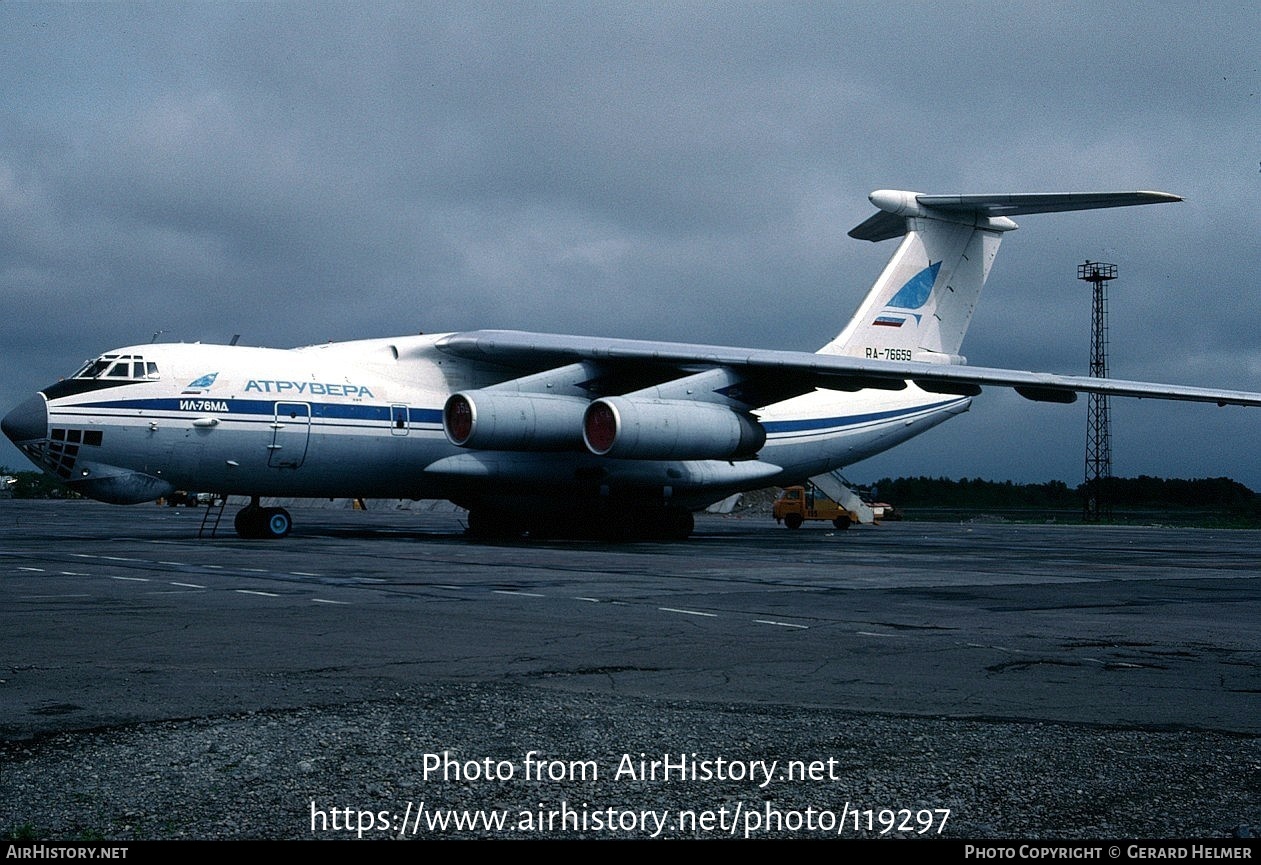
left=464, top=503, right=696, bottom=541
left=233, top=502, right=292, bottom=539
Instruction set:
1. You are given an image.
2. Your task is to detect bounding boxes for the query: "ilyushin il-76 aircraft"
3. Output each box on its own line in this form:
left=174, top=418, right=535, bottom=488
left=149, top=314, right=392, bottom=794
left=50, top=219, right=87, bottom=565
left=6, top=189, right=1260, bottom=540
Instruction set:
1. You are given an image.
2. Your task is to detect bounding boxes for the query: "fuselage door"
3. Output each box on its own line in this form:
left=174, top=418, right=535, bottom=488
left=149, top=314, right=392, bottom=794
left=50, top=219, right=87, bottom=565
left=390, top=404, right=410, bottom=436
left=268, top=402, right=311, bottom=468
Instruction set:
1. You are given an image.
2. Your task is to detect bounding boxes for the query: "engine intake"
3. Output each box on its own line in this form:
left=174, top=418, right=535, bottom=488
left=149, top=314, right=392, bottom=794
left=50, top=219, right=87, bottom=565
left=443, top=391, right=589, bottom=451
left=582, top=397, right=765, bottom=460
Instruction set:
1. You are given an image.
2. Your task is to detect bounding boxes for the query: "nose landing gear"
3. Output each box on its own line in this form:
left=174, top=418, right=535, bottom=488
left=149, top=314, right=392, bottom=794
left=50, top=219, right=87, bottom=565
left=233, top=498, right=292, bottom=539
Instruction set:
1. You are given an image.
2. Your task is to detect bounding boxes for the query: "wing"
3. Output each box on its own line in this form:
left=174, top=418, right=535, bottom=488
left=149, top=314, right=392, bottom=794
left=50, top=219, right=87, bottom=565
left=435, top=329, right=1261, bottom=409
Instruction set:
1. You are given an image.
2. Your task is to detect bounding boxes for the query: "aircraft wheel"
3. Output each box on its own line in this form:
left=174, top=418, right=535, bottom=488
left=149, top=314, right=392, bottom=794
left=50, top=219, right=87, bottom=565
left=263, top=507, right=292, bottom=539
left=629, top=506, right=694, bottom=540
left=466, top=508, right=500, bottom=537
left=665, top=507, right=694, bottom=540
left=784, top=513, right=803, bottom=530
left=233, top=504, right=291, bottom=539
left=832, top=516, right=850, bottom=530
left=466, top=509, right=523, bottom=539
left=234, top=505, right=263, bottom=539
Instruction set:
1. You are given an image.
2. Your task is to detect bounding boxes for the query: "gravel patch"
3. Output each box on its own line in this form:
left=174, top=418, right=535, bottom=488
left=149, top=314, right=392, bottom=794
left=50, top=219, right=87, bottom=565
left=3, top=682, right=1259, bottom=840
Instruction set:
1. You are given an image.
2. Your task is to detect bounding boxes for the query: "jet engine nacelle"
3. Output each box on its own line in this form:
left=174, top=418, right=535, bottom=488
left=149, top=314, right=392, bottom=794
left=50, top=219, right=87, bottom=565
left=583, top=396, right=766, bottom=460
left=443, top=391, right=589, bottom=451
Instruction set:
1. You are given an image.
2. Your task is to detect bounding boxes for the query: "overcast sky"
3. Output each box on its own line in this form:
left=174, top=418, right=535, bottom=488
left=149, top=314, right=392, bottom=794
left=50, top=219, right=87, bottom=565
left=2, top=2, right=1259, bottom=488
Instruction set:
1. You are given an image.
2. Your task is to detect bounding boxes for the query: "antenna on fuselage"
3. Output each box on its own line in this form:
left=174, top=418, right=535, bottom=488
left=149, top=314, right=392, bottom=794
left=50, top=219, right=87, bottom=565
left=229, top=334, right=241, bottom=346
left=150, top=330, right=164, bottom=343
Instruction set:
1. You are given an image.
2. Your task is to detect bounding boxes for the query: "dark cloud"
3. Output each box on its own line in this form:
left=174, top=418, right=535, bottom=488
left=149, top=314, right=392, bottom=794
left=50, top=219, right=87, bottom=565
left=3, top=2, right=1259, bottom=485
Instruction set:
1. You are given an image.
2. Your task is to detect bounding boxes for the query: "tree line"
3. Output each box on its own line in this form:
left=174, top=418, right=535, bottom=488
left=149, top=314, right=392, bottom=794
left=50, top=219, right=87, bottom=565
left=4, top=464, right=1258, bottom=516
left=866, top=475, right=1257, bottom=511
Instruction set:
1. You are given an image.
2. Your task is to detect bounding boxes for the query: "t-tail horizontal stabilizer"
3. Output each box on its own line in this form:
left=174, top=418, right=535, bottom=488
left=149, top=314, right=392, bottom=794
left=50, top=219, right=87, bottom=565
left=822, top=189, right=1181, bottom=362
left=848, top=190, right=1183, bottom=243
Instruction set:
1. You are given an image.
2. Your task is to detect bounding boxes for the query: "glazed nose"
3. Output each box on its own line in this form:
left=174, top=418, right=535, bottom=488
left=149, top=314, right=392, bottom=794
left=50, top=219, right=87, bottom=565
left=1, top=393, right=48, bottom=445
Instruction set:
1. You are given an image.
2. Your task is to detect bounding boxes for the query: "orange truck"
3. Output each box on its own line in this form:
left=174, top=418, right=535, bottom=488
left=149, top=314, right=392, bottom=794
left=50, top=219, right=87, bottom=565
left=772, top=485, right=858, bottom=530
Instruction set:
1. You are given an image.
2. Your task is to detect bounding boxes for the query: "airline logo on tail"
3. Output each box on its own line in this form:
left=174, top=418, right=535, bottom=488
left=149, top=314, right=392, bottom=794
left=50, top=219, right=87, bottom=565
left=873, top=261, right=941, bottom=328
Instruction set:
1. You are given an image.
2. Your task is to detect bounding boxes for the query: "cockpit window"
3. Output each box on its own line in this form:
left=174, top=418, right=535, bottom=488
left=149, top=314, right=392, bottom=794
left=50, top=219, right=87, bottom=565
left=72, top=354, right=160, bottom=382
left=78, top=360, right=111, bottom=378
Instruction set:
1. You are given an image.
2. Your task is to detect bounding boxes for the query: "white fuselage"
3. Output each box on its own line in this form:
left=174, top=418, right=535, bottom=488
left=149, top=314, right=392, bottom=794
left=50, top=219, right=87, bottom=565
left=23, top=334, right=969, bottom=509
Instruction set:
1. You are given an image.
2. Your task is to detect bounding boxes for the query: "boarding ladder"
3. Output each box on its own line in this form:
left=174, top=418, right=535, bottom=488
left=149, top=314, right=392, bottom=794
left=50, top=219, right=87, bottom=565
left=807, top=471, right=877, bottom=524
left=197, top=494, right=229, bottom=539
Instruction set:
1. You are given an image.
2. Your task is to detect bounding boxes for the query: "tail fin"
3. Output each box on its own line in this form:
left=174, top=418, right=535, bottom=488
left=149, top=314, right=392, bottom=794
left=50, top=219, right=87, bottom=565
left=819, top=190, right=1181, bottom=363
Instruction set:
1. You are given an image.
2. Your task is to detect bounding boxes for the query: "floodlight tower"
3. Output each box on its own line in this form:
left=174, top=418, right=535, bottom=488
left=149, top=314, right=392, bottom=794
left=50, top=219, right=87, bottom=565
left=1079, top=261, right=1116, bottom=522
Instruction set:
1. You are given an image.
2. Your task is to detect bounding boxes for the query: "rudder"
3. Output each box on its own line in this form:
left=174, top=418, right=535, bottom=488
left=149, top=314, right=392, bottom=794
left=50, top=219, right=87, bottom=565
left=819, top=189, right=1181, bottom=364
